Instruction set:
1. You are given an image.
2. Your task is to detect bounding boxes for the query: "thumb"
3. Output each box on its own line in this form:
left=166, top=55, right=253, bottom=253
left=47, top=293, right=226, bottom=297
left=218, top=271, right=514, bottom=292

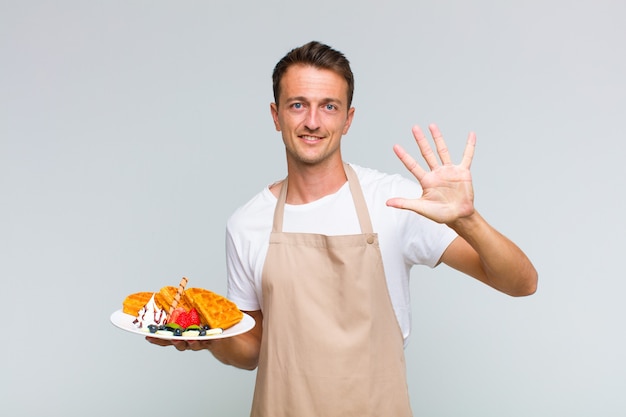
left=387, top=197, right=428, bottom=215
left=386, top=198, right=405, bottom=208
left=386, top=197, right=409, bottom=209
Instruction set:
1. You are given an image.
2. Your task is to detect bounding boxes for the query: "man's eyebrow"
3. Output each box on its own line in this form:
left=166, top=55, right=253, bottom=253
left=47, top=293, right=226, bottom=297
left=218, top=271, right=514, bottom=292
left=320, top=97, right=344, bottom=106
left=284, top=96, right=308, bottom=103
left=285, top=96, right=345, bottom=106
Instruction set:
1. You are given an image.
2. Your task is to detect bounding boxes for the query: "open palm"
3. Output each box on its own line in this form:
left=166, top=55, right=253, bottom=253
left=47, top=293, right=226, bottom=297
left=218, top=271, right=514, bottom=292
left=386, top=124, right=476, bottom=225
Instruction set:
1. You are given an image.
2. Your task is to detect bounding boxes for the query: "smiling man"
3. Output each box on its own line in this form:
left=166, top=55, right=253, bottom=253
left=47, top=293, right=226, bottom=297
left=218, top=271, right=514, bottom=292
left=271, top=64, right=354, bottom=168
left=148, top=41, right=537, bottom=417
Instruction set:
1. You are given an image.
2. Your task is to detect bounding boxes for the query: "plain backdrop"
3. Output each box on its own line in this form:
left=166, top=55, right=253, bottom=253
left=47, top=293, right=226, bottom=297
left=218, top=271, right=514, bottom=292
left=1, top=1, right=625, bottom=416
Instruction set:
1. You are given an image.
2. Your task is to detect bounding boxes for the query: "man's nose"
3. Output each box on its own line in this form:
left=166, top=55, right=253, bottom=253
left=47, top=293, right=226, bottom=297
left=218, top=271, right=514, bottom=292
left=304, top=108, right=320, bottom=131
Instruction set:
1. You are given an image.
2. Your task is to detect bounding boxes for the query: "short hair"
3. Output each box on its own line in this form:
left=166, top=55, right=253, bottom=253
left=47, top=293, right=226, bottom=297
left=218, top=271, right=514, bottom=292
left=272, top=41, right=354, bottom=107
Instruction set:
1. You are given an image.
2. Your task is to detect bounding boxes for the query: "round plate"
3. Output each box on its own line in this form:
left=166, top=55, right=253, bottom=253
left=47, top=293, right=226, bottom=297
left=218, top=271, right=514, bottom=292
left=110, top=310, right=255, bottom=340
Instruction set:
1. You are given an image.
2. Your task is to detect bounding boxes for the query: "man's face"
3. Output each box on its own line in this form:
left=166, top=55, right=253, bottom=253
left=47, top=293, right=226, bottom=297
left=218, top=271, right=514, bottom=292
left=271, top=65, right=355, bottom=167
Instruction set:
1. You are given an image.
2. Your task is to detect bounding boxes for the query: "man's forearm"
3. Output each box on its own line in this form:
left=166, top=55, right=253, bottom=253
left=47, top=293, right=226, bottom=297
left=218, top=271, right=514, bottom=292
left=448, top=211, right=538, bottom=296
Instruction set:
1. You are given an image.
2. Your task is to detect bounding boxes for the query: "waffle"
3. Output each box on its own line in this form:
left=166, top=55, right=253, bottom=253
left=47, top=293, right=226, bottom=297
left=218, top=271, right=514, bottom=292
left=185, top=287, right=243, bottom=330
left=154, top=286, right=193, bottom=312
left=122, top=292, right=154, bottom=315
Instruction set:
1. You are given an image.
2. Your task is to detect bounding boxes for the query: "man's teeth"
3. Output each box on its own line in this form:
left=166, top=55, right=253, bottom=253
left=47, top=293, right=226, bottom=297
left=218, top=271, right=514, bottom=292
left=302, top=135, right=321, bottom=141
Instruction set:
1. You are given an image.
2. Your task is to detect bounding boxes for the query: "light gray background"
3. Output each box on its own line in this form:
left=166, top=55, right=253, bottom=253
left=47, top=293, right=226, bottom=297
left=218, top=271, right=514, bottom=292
left=2, top=1, right=624, bottom=416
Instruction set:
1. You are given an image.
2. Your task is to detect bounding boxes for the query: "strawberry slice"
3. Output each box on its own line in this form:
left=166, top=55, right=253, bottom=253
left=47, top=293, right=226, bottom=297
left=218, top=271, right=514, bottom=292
left=176, top=311, right=192, bottom=329
left=168, top=307, right=185, bottom=325
left=188, top=308, right=201, bottom=326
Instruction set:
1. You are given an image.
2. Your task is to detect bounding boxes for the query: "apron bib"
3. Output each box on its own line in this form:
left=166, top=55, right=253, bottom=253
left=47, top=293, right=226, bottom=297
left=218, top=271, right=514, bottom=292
left=251, top=164, right=412, bottom=417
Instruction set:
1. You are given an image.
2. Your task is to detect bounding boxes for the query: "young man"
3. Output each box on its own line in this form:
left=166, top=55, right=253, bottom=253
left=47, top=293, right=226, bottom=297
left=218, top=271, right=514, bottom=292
left=149, top=41, right=537, bottom=416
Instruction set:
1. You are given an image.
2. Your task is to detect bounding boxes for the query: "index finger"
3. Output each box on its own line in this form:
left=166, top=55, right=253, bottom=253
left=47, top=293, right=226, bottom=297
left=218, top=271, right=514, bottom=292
left=393, top=143, right=426, bottom=182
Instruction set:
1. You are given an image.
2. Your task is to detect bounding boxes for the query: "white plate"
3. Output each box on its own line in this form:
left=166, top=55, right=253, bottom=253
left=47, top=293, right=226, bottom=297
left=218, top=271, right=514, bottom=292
left=110, top=310, right=255, bottom=341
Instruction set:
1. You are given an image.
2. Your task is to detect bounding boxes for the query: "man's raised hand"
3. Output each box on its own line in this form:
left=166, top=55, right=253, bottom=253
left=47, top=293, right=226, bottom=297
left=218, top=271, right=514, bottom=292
left=386, top=124, right=477, bottom=225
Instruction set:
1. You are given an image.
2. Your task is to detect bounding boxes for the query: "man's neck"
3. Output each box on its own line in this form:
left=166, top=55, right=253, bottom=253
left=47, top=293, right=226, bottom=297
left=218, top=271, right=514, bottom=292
left=273, top=158, right=348, bottom=205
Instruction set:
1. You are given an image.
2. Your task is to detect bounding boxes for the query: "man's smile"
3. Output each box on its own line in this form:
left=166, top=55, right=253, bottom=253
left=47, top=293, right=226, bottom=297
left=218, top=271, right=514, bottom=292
left=300, top=135, right=323, bottom=142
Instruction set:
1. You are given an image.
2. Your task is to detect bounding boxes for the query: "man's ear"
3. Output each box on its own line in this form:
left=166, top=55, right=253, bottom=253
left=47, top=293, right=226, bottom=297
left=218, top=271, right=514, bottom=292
left=342, top=107, right=356, bottom=135
left=270, top=103, right=281, bottom=132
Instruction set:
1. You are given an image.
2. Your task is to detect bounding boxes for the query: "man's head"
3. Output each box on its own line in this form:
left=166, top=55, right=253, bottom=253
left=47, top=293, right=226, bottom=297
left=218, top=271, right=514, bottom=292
left=272, top=41, right=354, bottom=108
left=269, top=42, right=356, bottom=168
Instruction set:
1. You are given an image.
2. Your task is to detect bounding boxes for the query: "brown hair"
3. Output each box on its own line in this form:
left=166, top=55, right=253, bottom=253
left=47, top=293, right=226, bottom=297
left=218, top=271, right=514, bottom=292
left=272, top=41, right=354, bottom=107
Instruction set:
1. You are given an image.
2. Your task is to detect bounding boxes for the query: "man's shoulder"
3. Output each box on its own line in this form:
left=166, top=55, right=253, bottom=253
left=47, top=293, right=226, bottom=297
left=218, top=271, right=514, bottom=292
left=227, top=186, right=275, bottom=232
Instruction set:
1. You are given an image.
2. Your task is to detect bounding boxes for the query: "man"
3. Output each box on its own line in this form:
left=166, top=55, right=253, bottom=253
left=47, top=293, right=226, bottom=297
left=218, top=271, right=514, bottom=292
left=149, top=41, right=537, bottom=416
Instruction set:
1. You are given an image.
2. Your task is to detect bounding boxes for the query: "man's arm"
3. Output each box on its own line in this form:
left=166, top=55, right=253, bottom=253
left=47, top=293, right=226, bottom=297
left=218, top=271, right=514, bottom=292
left=439, top=215, right=537, bottom=296
left=147, top=309, right=263, bottom=370
left=387, top=124, right=537, bottom=296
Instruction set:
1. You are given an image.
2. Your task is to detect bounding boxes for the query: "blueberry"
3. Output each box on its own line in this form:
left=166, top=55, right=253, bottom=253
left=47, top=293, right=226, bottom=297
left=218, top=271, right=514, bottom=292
left=199, top=329, right=207, bottom=336
left=173, top=328, right=182, bottom=336
left=147, top=324, right=158, bottom=333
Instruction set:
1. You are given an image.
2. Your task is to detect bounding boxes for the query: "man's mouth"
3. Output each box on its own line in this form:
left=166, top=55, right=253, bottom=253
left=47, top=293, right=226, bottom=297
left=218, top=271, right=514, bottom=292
left=300, top=135, right=322, bottom=142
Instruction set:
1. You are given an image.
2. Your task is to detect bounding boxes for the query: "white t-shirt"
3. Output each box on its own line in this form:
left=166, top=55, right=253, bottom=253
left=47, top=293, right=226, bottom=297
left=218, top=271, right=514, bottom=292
left=226, top=163, right=457, bottom=344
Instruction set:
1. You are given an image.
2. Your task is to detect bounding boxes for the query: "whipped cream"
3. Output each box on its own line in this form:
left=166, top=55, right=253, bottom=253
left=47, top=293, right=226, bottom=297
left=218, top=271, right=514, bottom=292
left=132, top=294, right=167, bottom=329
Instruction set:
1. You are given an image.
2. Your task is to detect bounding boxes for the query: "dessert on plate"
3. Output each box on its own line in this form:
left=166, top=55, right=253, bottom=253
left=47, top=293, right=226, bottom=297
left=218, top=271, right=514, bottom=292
left=122, top=277, right=244, bottom=337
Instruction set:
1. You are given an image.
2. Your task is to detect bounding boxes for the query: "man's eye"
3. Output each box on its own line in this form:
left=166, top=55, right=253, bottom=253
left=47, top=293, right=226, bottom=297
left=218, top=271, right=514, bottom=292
left=292, top=103, right=302, bottom=109
left=325, top=104, right=336, bottom=111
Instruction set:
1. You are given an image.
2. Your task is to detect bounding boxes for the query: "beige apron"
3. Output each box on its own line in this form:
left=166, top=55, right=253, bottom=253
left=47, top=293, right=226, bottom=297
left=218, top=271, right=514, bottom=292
left=251, top=164, right=413, bottom=417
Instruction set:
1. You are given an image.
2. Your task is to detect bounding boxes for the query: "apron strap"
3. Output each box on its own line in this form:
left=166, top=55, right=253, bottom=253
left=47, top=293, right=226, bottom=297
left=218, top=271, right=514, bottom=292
left=272, top=176, right=289, bottom=233
left=271, top=163, right=374, bottom=234
left=344, top=163, right=374, bottom=234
